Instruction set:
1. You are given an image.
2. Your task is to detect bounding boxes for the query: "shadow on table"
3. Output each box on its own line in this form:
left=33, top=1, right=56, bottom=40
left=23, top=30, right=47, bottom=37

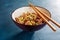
left=8, top=31, right=34, bottom=40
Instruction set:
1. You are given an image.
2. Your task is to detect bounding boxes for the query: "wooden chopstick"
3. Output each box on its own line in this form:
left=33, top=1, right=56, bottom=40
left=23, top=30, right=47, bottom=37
left=29, top=3, right=56, bottom=32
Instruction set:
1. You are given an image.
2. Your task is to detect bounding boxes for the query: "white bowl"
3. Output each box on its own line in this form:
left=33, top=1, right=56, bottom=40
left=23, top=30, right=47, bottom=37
left=11, top=6, right=51, bottom=31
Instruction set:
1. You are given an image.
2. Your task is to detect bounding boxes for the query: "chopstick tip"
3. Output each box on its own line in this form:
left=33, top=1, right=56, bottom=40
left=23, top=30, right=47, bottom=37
left=53, top=28, right=56, bottom=32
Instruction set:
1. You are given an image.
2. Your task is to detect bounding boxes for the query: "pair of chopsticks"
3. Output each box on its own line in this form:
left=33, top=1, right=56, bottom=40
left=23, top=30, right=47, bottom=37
left=29, top=2, right=60, bottom=32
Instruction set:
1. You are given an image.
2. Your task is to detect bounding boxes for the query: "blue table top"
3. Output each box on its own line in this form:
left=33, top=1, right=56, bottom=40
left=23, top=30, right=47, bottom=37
left=0, top=0, right=60, bottom=40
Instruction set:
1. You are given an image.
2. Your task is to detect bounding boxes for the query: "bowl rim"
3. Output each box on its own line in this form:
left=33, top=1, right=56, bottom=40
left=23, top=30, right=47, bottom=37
left=11, top=6, right=51, bottom=26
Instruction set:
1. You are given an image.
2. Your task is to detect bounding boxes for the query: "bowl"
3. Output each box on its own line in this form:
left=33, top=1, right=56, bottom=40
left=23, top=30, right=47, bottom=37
left=11, top=6, right=51, bottom=31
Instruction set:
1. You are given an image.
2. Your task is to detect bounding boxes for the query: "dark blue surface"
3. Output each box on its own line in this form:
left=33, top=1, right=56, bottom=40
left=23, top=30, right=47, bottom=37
left=0, top=0, right=60, bottom=40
